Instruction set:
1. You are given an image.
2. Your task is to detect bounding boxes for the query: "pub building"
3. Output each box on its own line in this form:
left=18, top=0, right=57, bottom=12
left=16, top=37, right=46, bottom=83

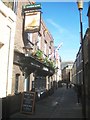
left=0, top=1, right=62, bottom=119
left=0, top=0, right=56, bottom=97
left=12, top=3, right=56, bottom=96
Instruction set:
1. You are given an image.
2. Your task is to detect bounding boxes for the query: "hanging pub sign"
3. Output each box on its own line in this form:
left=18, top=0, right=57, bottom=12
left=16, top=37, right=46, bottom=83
left=24, top=11, right=41, bottom=33
left=23, top=3, right=41, bottom=10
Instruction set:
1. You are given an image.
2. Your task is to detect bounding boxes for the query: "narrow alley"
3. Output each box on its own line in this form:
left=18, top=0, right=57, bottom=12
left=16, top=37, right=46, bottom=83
left=1, top=1, right=90, bottom=119
left=9, top=86, right=83, bottom=119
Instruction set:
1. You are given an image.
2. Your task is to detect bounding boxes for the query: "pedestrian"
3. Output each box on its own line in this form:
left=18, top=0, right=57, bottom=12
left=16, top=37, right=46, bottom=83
left=66, top=83, right=68, bottom=89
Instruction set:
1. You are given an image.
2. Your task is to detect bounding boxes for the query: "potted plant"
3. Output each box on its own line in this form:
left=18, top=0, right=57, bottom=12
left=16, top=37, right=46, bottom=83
left=44, top=57, right=50, bottom=66
left=35, top=50, right=43, bottom=60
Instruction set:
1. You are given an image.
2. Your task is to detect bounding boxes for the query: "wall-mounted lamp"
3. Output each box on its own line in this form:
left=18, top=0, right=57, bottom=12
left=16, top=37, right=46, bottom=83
left=23, top=43, right=33, bottom=56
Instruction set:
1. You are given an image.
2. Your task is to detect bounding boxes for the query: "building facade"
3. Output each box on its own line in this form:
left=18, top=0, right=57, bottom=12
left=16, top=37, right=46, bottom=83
left=0, top=0, right=57, bottom=119
left=0, top=0, right=57, bottom=98
left=62, top=62, right=73, bottom=85
left=72, top=5, right=90, bottom=118
left=0, top=1, right=16, bottom=98
left=0, top=0, right=57, bottom=97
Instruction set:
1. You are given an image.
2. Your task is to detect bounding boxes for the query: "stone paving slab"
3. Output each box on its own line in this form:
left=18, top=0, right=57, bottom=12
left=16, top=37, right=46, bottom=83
left=10, top=87, right=83, bottom=119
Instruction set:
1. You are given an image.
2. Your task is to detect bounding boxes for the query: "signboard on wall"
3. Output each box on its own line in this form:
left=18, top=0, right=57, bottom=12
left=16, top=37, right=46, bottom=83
left=23, top=4, right=41, bottom=10
left=24, top=11, right=41, bottom=33
left=21, top=92, right=36, bottom=114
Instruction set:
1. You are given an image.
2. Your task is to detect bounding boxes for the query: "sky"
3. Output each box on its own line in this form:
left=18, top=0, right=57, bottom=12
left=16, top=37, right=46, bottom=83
left=36, top=1, right=89, bottom=62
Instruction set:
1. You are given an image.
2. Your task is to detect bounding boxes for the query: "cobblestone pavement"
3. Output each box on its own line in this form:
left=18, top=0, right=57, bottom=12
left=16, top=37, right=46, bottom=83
left=10, top=86, right=83, bottom=119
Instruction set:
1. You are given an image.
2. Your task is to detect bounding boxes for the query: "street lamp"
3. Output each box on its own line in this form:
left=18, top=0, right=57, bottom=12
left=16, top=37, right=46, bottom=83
left=77, top=0, right=86, bottom=118
left=77, top=0, right=83, bottom=43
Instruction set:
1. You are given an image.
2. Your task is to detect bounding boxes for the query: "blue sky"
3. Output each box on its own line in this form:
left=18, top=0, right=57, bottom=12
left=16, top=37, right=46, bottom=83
left=36, top=1, right=89, bottom=62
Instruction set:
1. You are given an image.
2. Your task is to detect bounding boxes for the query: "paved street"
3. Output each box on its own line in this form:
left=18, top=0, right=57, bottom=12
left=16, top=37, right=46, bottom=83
left=10, top=86, right=83, bottom=119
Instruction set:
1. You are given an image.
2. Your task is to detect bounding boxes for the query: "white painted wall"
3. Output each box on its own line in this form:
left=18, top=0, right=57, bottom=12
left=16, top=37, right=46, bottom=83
left=0, top=1, right=16, bottom=98
left=0, top=98, right=2, bottom=120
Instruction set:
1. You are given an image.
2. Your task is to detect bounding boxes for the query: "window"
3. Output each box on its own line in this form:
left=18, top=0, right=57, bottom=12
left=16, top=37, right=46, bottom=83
left=15, top=73, right=20, bottom=94
left=32, top=81, right=35, bottom=90
left=37, top=34, right=41, bottom=49
left=49, top=47, right=51, bottom=55
left=28, top=33, right=32, bottom=42
left=44, top=41, right=47, bottom=55
left=2, top=0, right=18, bottom=14
left=13, top=0, right=18, bottom=14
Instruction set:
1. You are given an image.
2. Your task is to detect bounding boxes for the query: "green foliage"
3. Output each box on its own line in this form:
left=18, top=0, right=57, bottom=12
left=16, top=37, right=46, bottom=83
left=44, top=57, right=55, bottom=69
left=35, top=50, right=43, bottom=59
left=49, top=61, right=55, bottom=68
left=32, top=50, right=55, bottom=69
left=44, top=57, right=50, bottom=66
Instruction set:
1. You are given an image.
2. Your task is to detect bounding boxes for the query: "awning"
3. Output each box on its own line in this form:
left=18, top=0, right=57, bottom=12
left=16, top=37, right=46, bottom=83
left=13, top=51, right=55, bottom=76
left=21, top=55, right=55, bottom=76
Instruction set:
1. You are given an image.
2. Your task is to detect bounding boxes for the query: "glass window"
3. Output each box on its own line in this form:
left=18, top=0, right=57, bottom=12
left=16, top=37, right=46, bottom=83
left=44, top=42, right=47, bottom=55
left=15, top=74, right=20, bottom=94
left=28, top=33, right=32, bottom=42
left=2, top=0, right=18, bottom=14
left=13, top=0, right=18, bottom=14
left=37, top=34, right=41, bottom=49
